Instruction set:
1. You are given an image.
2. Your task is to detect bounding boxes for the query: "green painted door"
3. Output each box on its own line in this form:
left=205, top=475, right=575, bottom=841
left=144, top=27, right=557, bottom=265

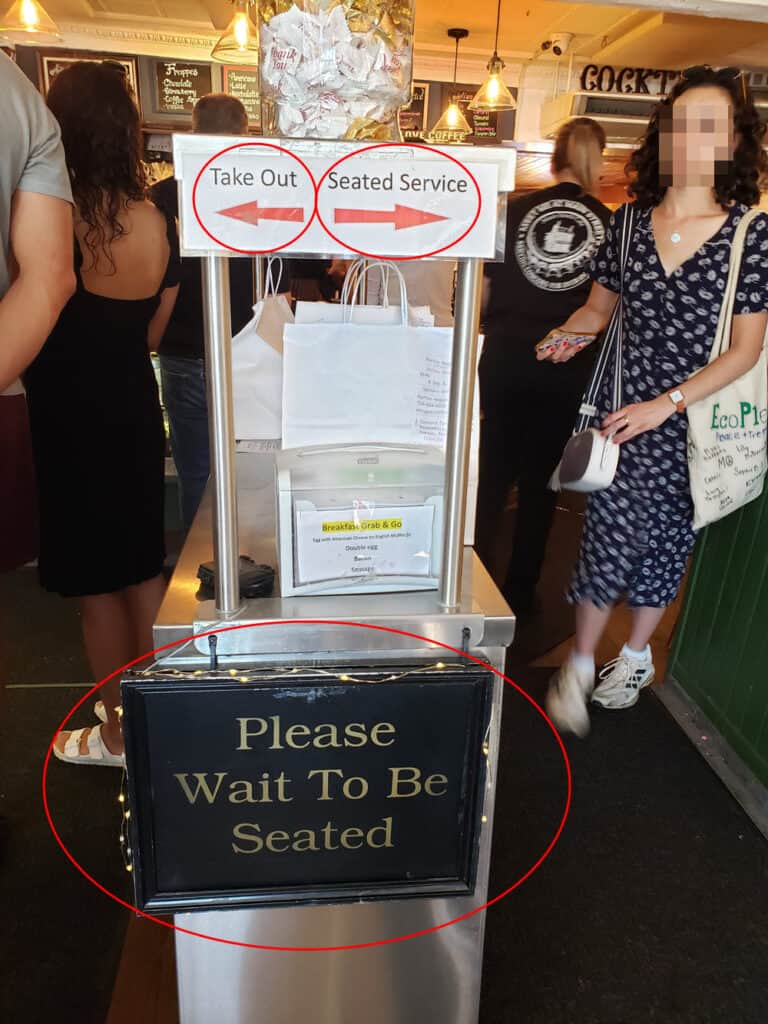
left=669, top=487, right=768, bottom=787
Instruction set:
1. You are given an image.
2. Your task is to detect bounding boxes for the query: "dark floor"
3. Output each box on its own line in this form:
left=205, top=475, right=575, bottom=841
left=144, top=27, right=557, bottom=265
left=2, top=546, right=768, bottom=1023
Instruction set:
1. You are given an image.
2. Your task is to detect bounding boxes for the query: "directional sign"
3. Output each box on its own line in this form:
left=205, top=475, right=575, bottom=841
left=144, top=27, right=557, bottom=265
left=178, top=138, right=510, bottom=259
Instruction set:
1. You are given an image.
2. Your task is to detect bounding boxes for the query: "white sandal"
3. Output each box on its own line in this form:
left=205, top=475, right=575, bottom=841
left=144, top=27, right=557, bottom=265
left=53, top=724, right=125, bottom=768
left=94, top=700, right=107, bottom=723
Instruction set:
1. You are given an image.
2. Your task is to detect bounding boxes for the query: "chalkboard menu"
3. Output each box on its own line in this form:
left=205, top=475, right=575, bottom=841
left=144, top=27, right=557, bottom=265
left=155, top=60, right=213, bottom=115
left=223, top=65, right=261, bottom=128
left=123, top=661, right=492, bottom=913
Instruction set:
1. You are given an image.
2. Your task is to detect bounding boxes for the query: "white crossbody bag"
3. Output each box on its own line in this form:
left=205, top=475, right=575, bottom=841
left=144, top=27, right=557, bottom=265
left=550, top=204, right=635, bottom=493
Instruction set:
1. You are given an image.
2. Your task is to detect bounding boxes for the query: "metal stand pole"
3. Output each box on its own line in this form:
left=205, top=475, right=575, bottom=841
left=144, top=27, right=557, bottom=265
left=201, top=254, right=241, bottom=616
left=439, top=258, right=483, bottom=612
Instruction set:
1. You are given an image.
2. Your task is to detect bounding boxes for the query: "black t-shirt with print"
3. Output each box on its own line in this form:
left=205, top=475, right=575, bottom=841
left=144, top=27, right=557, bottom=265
left=481, top=181, right=610, bottom=411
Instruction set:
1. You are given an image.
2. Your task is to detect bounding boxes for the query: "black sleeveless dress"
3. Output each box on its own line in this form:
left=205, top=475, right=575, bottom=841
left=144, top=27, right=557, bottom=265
left=24, top=210, right=180, bottom=597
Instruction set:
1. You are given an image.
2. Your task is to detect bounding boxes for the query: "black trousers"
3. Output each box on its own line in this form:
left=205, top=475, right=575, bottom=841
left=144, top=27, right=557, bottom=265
left=474, top=389, right=581, bottom=600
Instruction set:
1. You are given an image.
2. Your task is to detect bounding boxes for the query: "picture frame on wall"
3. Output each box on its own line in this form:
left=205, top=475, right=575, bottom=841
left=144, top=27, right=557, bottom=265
left=38, top=51, right=140, bottom=110
left=399, top=81, right=430, bottom=141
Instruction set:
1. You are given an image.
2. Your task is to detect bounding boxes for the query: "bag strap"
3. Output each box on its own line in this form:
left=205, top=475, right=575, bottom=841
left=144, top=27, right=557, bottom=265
left=573, top=203, right=635, bottom=434
left=343, top=261, right=409, bottom=324
left=709, top=207, right=762, bottom=363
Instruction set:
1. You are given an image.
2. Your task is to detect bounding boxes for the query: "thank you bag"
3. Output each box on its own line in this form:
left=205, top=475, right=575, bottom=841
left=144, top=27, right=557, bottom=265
left=686, top=208, right=768, bottom=529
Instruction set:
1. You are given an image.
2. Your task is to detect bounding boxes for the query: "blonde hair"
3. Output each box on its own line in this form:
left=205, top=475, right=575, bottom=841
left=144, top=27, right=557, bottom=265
left=552, top=117, right=606, bottom=194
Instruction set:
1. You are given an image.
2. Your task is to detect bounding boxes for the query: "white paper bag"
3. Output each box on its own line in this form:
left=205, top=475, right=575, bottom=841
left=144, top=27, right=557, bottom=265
left=231, top=293, right=293, bottom=440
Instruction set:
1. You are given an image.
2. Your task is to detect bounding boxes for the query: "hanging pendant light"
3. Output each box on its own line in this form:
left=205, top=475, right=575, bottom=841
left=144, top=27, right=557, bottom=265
left=469, top=0, right=516, bottom=111
left=211, top=0, right=259, bottom=64
left=0, top=0, right=61, bottom=42
left=429, top=28, right=472, bottom=143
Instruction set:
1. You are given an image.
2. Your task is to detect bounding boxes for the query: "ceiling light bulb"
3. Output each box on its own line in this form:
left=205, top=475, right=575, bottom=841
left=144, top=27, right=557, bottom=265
left=20, top=0, right=38, bottom=27
left=233, top=12, right=249, bottom=49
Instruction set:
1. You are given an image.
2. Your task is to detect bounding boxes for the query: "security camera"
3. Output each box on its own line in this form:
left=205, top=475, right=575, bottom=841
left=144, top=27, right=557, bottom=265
left=550, top=32, right=573, bottom=57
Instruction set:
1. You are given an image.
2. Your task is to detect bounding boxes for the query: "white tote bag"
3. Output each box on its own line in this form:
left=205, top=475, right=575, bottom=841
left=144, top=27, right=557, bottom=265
left=687, top=208, right=768, bottom=530
left=231, top=259, right=294, bottom=440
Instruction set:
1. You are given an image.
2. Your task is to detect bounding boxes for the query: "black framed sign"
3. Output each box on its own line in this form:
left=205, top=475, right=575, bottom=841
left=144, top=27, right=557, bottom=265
left=154, top=59, right=213, bottom=116
left=123, top=662, right=492, bottom=913
left=38, top=51, right=140, bottom=110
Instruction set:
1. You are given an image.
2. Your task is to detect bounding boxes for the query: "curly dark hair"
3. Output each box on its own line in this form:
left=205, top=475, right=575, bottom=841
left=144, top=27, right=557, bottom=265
left=47, top=61, right=146, bottom=269
left=626, top=68, right=768, bottom=209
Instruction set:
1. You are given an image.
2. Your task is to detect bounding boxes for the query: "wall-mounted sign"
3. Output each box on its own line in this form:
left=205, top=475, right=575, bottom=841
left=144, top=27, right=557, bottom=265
left=223, top=65, right=261, bottom=128
left=154, top=59, right=213, bottom=115
left=399, top=82, right=430, bottom=141
left=123, top=663, right=492, bottom=912
left=38, top=51, right=139, bottom=107
left=579, top=65, right=681, bottom=96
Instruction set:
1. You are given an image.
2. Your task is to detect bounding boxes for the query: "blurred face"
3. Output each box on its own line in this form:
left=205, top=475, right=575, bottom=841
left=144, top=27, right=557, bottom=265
left=659, top=85, right=734, bottom=187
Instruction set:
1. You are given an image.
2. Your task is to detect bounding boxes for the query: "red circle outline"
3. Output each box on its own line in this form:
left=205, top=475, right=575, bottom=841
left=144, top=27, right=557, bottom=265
left=314, top=143, right=483, bottom=261
left=43, top=620, right=572, bottom=952
left=191, top=142, right=318, bottom=255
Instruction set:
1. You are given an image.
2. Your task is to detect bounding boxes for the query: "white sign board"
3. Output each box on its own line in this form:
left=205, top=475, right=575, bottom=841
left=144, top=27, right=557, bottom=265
left=175, top=137, right=511, bottom=260
left=295, top=504, right=435, bottom=585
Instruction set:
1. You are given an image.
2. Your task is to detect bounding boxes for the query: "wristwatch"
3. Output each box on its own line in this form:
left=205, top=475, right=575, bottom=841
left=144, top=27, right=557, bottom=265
left=668, top=388, right=686, bottom=413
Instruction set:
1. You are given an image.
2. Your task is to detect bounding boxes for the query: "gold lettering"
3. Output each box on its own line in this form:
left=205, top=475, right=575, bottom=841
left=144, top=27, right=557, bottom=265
left=387, top=766, right=422, bottom=798
left=228, top=779, right=258, bottom=804
left=285, top=723, right=311, bottom=749
left=370, top=722, right=396, bottom=747
left=236, top=718, right=267, bottom=751
left=265, top=829, right=291, bottom=853
left=232, top=822, right=262, bottom=853
left=424, top=773, right=448, bottom=797
left=174, top=772, right=228, bottom=804
left=340, top=826, right=364, bottom=849
left=367, top=817, right=394, bottom=848
left=308, top=767, right=343, bottom=800
left=343, top=722, right=368, bottom=747
left=292, top=829, right=319, bottom=852
left=313, top=723, right=341, bottom=748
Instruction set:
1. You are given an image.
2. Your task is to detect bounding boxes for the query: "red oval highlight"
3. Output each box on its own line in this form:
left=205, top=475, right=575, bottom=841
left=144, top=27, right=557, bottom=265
left=314, top=143, right=483, bottom=261
left=191, top=142, right=318, bottom=255
left=43, top=620, right=571, bottom=951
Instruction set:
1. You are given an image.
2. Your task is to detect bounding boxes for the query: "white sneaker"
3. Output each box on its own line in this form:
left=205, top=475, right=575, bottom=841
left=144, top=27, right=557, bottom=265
left=545, top=659, right=595, bottom=738
left=591, top=654, right=655, bottom=710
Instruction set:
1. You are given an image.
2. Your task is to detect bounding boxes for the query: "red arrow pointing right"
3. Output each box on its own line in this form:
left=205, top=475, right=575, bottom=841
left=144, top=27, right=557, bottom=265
left=217, top=200, right=305, bottom=225
left=334, top=204, right=449, bottom=230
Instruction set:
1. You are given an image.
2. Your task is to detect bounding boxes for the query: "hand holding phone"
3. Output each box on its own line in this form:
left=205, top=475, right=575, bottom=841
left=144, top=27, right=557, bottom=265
left=535, top=328, right=597, bottom=361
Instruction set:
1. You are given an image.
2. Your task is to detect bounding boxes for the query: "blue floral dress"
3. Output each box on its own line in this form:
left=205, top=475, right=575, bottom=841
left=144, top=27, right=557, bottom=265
left=569, top=202, right=768, bottom=609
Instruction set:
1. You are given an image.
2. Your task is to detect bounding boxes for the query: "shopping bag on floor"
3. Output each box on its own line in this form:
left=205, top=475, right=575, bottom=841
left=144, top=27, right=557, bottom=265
left=687, top=208, right=768, bottom=529
left=232, top=260, right=294, bottom=440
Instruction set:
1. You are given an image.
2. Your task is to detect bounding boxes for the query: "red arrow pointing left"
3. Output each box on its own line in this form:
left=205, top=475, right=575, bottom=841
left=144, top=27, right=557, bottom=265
left=217, top=200, right=305, bottom=225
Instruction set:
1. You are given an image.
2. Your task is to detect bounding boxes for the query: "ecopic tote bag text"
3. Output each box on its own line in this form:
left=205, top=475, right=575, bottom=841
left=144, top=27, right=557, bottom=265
left=687, top=208, right=768, bottom=530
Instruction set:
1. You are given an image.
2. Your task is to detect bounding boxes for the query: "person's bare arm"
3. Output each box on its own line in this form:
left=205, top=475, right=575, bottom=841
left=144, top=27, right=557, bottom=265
left=0, top=191, right=75, bottom=390
left=536, top=282, right=619, bottom=363
left=147, top=284, right=179, bottom=351
left=603, top=311, right=768, bottom=443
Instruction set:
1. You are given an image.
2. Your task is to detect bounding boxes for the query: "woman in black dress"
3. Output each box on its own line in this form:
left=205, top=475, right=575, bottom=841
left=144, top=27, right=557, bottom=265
left=25, top=62, right=180, bottom=765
